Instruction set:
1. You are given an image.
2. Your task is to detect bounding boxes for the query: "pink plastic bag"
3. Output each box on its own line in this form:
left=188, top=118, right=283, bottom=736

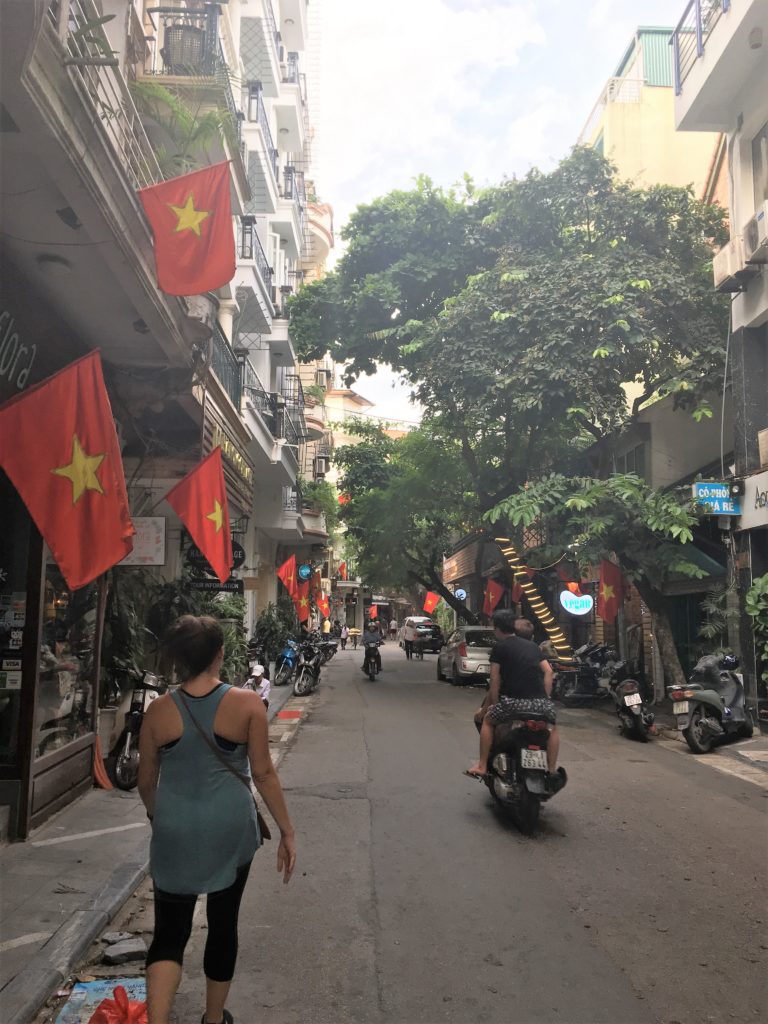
left=87, top=985, right=148, bottom=1024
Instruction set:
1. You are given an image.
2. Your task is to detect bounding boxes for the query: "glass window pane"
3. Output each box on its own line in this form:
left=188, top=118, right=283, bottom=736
left=0, top=472, right=30, bottom=764
left=35, top=556, right=98, bottom=759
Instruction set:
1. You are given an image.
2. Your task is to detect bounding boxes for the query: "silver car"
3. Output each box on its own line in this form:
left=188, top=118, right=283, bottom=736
left=436, top=626, right=496, bottom=685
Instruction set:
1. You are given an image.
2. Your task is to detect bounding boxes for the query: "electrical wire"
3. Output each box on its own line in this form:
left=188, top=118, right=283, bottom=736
left=0, top=230, right=110, bottom=247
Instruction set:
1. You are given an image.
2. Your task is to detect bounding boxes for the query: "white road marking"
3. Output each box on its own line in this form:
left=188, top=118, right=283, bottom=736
left=659, top=739, right=768, bottom=791
left=30, top=822, right=148, bottom=847
left=0, top=930, right=52, bottom=953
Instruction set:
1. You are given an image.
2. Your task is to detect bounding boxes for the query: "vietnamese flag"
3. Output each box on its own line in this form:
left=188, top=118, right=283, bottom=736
left=317, top=592, right=331, bottom=619
left=277, top=555, right=298, bottom=600
left=295, top=580, right=310, bottom=622
left=138, top=161, right=235, bottom=296
left=423, top=591, right=440, bottom=614
left=369, top=604, right=378, bottom=619
left=483, top=580, right=505, bottom=617
left=165, top=449, right=232, bottom=584
left=0, top=351, right=134, bottom=589
left=597, top=559, right=625, bottom=623
left=338, top=561, right=347, bottom=581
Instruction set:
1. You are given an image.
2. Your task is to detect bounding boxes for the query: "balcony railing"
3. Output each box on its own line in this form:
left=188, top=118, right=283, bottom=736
left=671, top=0, right=731, bottom=95
left=279, top=370, right=305, bottom=411
left=210, top=323, right=242, bottom=408
left=46, top=0, right=161, bottom=190
left=143, top=4, right=222, bottom=77
left=283, top=51, right=300, bottom=84
left=282, top=485, right=302, bottom=513
left=238, top=218, right=273, bottom=292
left=263, top=0, right=281, bottom=53
left=247, top=83, right=279, bottom=182
left=240, top=356, right=276, bottom=426
left=579, top=76, right=643, bottom=143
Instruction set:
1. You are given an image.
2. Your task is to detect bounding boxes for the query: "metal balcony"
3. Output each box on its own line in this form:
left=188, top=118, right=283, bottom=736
left=671, top=0, right=731, bottom=95
left=238, top=218, right=273, bottom=293
left=210, top=323, right=242, bottom=409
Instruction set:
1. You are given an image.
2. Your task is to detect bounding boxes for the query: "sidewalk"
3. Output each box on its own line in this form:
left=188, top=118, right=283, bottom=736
left=0, top=681, right=295, bottom=1024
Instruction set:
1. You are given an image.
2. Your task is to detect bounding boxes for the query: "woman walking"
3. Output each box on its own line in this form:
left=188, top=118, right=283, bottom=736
left=138, top=615, right=296, bottom=1024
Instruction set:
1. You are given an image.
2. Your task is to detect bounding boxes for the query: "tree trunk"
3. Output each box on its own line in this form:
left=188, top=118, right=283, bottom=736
left=406, top=570, right=478, bottom=624
left=632, top=578, right=687, bottom=698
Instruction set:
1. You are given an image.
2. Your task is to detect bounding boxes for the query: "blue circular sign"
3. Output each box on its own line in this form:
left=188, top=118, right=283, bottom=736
left=559, top=591, right=594, bottom=616
left=298, top=563, right=313, bottom=581
left=454, top=588, right=467, bottom=600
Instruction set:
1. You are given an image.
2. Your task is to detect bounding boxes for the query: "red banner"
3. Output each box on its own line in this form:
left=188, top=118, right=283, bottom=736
left=482, top=579, right=505, bottom=617
left=277, top=555, right=298, bottom=599
left=597, top=559, right=625, bottom=623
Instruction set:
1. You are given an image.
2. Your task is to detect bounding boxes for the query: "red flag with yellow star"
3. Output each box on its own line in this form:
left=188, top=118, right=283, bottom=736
left=423, top=591, right=440, bottom=614
left=277, top=555, right=298, bottom=600
left=165, top=448, right=232, bottom=584
left=294, top=580, right=311, bottom=622
left=317, top=592, right=330, bottom=619
left=597, top=559, right=624, bottom=623
left=138, top=161, right=235, bottom=296
left=0, top=351, right=134, bottom=589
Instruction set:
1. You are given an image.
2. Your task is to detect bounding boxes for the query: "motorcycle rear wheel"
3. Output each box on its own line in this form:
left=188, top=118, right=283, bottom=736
left=513, top=788, right=541, bottom=835
left=683, top=706, right=716, bottom=754
left=114, top=735, right=139, bottom=791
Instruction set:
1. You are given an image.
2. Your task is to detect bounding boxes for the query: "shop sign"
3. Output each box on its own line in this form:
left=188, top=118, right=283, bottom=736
left=0, top=670, right=21, bottom=690
left=736, top=469, right=768, bottom=531
left=298, top=563, right=313, bottom=581
left=188, top=577, right=244, bottom=594
left=119, top=517, right=166, bottom=566
left=212, top=424, right=253, bottom=485
left=0, top=310, right=37, bottom=392
left=692, top=481, right=741, bottom=516
left=559, top=591, right=594, bottom=616
left=454, top=588, right=467, bottom=600
left=186, top=541, right=244, bottom=572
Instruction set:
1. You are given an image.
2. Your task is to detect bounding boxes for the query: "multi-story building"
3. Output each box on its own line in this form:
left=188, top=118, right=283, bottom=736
left=0, top=0, right=326, bottom=838
left=671, top=0, right=768, bottom=718
left=579, top=25, right=727, bottom=203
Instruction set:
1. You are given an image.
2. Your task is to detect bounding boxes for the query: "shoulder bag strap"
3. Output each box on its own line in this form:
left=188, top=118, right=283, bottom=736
left=176, top=688, right=272, bottom=840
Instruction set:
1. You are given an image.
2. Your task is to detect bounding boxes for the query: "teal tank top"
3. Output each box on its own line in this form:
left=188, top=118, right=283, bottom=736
left=150, top=684, right=261, bottom=894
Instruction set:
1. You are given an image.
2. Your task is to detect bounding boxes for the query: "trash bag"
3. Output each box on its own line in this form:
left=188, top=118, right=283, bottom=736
left=87, top=985, right=148, bottom=1024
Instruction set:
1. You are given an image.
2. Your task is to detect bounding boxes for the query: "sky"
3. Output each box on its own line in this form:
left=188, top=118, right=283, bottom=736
left=311, top=0, right=680, bottom=418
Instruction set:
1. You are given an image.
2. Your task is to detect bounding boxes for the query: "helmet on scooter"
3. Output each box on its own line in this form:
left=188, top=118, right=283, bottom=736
left=721, top=653, right=739, bottom=670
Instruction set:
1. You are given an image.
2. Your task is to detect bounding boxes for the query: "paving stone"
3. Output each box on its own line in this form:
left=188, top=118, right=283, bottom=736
left=102, top=938, right=147, bottom=965
left=101, top=931, right=133, bottom=945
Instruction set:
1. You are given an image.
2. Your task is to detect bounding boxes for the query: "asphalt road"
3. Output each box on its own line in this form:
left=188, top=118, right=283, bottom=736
left=171, top=645, right=767, bottom=1024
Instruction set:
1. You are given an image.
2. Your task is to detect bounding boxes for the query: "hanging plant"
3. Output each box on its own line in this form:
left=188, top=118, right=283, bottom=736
left=745, top=573, right=768, bottom=684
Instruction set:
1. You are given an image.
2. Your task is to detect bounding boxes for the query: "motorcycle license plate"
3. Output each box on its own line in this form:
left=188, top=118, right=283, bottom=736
left=624, top=693, right=642, bottom=707
left=673, top=701, right=689, bottom=714
left=520, top=749, right=547, bottom=771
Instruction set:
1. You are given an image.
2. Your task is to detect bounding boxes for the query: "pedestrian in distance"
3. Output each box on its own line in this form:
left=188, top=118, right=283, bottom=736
left=322, top=617, right=331, bottom=636
left=403, top=618, right=417, bottom=659
left=138, top=615, right=296, bottom=1024
left=389, top=617, right=398, bottom=640
left=340, top=623, right=349, bottom=650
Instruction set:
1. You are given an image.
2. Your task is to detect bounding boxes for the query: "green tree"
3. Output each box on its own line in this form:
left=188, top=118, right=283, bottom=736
left=486, top=473, right=709, bottom=690
left=334, top=422, right=478, bottom=621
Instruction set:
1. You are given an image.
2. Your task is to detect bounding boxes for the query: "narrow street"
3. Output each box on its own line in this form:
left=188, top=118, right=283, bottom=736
left=167, top=647, right=766, bottom=1024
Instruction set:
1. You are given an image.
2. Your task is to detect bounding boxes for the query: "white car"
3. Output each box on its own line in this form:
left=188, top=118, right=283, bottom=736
left=436, top=626, right=496, bottom=685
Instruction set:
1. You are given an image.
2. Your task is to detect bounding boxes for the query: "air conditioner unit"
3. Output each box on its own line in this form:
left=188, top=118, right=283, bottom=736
left=315, top=368, right=331, bottom=388
left=743, top=200, right=768, bottom=263
left=713, top=236, right=751, bottom=292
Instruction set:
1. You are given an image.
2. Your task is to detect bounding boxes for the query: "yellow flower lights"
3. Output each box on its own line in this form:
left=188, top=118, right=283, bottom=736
left=494, top=536, right=575, bottom=663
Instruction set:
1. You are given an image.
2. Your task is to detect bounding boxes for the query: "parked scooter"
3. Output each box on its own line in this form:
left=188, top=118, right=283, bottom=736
left=274, top=639, right=299, bottom=687
left=107, top=671, right=167, bottom=790
left=558, top=643, right=618, bottom=706
left=469, top=714, right=567, bottom=834
left=363, top=640, right=382, bottom=681
left=610, top=677, right=655, bottom=741
left=293, top=636, right=323, bottom=696
left=319, top=638, right=338, bottom=665
left=669, top=653, right=753, bottom=754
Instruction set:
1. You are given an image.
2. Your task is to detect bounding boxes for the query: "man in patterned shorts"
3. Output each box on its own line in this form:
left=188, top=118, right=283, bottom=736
left=467, top=609, right=561, bottom=787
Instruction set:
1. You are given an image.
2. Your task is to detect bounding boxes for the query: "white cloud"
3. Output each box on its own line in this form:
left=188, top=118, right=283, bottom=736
left=314, top=0, right=546, bottom=225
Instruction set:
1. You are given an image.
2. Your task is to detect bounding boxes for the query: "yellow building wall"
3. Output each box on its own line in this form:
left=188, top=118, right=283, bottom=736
left=602, top=87, right=721, bottom=195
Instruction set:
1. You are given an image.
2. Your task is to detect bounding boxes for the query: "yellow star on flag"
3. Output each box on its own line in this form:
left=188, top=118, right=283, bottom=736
left=206, top=499, right=224, bottom=532
left=600, top=583, right=615, bottom=601
left=299, top=596, right=309, bottom=608
left=168, top=194, right=210, bottom=237
left=52, top=435, right=105, bottom=504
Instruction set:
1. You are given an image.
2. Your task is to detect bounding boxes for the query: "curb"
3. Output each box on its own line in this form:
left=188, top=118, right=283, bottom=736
left=3, top=856, right=148, bottom=1024
left=6, top=691, right=296, bottom=1023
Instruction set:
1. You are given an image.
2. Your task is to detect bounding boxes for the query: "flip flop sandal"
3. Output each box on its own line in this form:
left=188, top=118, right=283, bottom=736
left=463, top=769, right=487, bottom=780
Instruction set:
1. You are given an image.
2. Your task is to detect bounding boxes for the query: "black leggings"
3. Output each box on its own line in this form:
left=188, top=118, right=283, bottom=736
left=146, top=861, right=251, bottom=982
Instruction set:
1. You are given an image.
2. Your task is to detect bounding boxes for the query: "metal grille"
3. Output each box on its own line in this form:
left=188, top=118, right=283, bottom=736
left=672, top=1, right=730, bottom=95
left=210, top=323, right=242, bottom=409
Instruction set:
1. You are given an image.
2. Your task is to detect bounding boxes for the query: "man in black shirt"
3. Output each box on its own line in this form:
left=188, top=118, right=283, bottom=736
left=468, top=609, right=560, bottom=780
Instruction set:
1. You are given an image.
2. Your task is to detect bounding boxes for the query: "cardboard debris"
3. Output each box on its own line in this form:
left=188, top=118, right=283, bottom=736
left=54, top=979, right=146, bottom=1023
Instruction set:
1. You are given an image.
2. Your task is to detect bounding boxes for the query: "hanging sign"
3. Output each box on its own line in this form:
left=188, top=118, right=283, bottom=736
left=119, top=517, right=166, bottom=566
left=298, top=563, right=313, bottom=581
left=186, top=539, right=245, bottom=572
left=454, top=588, right=467, bottom=600
left=736, top=470, right=768, bottom=531
left=692, top=481, right=741, bottom=516
left=559, top=591, right=594, bottom=616
left=188, top=578, right=244, bottom=594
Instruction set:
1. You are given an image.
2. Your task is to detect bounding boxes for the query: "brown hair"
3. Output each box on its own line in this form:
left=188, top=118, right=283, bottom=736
left=162, top=615, right=224, bottom=679
left=514, top=618, right=535, bottom=640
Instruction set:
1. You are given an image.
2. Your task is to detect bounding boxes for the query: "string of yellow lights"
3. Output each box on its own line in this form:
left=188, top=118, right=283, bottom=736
left=494, top=536, right=575, bottom=663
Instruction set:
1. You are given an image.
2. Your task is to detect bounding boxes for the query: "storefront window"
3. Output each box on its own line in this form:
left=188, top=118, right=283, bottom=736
left=0, top=472, right=30, bottom=764
left=35, top=556, right=97, bottom=759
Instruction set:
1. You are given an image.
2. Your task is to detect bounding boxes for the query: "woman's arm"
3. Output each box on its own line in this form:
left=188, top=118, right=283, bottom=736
left=246, top=696, right=296, bottom=883
left=138, top=702, right=161, bottom=819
